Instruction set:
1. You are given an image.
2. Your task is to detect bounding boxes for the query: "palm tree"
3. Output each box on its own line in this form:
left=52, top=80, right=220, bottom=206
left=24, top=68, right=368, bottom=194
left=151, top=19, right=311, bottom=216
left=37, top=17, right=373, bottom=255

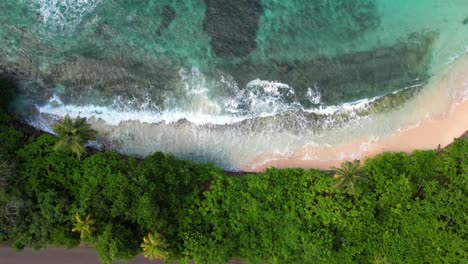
left=72, top=213, right=96, bottom=240
left=331, top=160, right=365, bottom=196
left=140, top=232, right=169, bottom=261
left=51, top=115, right=98, bottom=159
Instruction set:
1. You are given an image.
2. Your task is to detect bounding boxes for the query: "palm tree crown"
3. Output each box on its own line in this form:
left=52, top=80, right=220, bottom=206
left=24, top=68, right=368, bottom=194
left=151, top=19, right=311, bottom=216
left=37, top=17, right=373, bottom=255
left=72, top=213, right=96, bottom=241
left=51, top=115, right=98, bottom=159
left=140, top=232, right=169, bottom=260
left=331, top=160, right=365, bottom=196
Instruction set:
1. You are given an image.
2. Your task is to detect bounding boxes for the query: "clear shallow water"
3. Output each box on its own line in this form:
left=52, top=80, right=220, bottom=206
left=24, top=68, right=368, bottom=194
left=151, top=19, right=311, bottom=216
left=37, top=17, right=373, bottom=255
left=1, top=0, right=468, bottom=169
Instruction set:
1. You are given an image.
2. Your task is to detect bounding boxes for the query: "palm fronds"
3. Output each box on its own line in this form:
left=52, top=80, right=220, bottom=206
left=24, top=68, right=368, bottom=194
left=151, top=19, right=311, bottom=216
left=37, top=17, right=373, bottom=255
left=72, top=213, right=96, bottom=241
left=331, top=160, right=365, bottom=196
left=140, top=232, right=169, bottom=260
left=51, top=115, right=98, bottom=159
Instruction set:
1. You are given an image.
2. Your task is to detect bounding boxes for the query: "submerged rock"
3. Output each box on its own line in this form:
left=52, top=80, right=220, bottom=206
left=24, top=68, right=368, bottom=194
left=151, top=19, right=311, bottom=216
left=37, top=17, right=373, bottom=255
left=156, top=6, right=176, bottom=36
left=214, top=32, right=437, bottom=105
left=203, top=0, right=262, bottom=58
left=0, top=30, right=436, bottom=115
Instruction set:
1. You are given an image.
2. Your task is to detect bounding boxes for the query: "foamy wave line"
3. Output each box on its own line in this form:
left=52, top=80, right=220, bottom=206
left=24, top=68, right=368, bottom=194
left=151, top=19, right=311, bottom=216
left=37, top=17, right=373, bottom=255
left=37, top=95, right=246, bottom=126
left=37, top=83, right=421, bottom=127
left=304, top=82, right=424, bottom=116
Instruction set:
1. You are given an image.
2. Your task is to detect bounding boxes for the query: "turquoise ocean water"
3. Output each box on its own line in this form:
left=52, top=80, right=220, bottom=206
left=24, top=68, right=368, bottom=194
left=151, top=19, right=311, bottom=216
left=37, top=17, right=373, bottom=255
left=1, top=0, right=468, bottom=169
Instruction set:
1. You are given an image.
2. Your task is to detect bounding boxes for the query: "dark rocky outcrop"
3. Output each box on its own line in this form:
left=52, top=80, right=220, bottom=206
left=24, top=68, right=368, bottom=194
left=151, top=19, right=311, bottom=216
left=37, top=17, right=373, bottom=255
left=1, top=31, right=437, bottom=110
left=211, top=32, right=438, bottom=105
left=203, top=0, right=262, bottom=58
left=156, top=6, right=176, bottom=36
left=0, top=53, right=182, bottom=106
left=42, top=56, right=182, bottom=105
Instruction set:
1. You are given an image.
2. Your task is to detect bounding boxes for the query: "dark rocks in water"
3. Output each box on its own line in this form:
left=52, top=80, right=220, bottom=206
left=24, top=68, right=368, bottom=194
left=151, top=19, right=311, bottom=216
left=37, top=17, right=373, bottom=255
left=201, top=0, right=378, bottom=58
left=463, top=18, right=468, bottom=25
left=40, top=56, right=181, bottom=105
left=0, top=58, right=53, bottom=105
left=2, top=31, right=437, bottom=110
left=203, top=0, right=262, bottom=58
left=213, top=32, right=437, bottom=105
left=156, top=5, right=176, bottom=36
left=0, top=53, right=182, bottom=106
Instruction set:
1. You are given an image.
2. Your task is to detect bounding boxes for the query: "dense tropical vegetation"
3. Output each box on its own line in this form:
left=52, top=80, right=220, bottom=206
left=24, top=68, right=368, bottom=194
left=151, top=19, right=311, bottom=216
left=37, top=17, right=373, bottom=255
left=0, top=76, right=467, bottom=263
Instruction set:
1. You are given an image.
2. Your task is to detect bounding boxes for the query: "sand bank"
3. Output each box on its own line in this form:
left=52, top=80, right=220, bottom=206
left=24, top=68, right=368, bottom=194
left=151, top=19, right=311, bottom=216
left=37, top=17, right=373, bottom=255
left=243, top=55, right=468, bottom=172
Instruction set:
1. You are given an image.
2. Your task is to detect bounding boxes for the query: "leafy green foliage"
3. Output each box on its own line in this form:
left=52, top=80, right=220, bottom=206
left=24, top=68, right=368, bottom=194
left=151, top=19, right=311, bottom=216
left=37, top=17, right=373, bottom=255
left=0, top=125, right=24, bottom=160
left=0, top=122, right=24, bottom=242
left=5, top=129, right=215, bottom=262
left=94, top=223, right=140, bottom=264
left=180, top=168, right=375, bottom=264
left=51, top=115, right=98, bottom=159
left=0, top=161, right=18, bottom=241
left=2, top=121, right=467, bottom=263
left=11, top=134, right=80, bottom=249
left=132, top=153, right=213, bottom=246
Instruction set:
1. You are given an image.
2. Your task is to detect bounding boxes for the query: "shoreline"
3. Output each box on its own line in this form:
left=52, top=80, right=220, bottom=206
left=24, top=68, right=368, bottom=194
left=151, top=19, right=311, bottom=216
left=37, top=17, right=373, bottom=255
left=243, top=55, right=468, bottom=172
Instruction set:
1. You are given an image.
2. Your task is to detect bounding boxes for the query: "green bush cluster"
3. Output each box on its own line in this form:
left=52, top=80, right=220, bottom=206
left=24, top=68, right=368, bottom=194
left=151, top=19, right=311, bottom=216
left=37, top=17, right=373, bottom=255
left=0, top=121, right=25, bottom=241
left=0, top=122, right=467, bottom=263
left=3, top=132, right=216, bottom=263
left=181, top=142, right=467, bottom=264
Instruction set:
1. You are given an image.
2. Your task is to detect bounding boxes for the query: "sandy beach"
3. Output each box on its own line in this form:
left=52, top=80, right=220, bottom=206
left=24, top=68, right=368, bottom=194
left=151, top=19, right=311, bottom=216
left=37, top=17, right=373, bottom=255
left=243, top=54, right=468, bottom=172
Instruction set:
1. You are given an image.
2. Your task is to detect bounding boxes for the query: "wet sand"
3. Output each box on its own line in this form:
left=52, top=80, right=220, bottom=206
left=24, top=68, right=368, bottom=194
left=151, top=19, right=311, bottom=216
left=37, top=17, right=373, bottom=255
left=244, top=55, right=468, bottom=172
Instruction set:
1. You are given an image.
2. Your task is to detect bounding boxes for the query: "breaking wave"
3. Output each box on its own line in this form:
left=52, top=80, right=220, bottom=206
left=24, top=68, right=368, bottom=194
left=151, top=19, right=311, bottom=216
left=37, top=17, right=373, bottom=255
left=36, top=74, right=409, bottom=127
left=31, top=0, right=102, bottom=32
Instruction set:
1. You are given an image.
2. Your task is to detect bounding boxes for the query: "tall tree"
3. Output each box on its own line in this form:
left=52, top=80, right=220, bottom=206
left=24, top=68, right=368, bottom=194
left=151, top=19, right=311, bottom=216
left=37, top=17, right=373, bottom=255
left=140, top=232, right=169, bottom=261
left=72, top=214, right=95, bottom=241
left=51, top=115, right=98, bottom=159
left=331, top=160, right=365, bottom=196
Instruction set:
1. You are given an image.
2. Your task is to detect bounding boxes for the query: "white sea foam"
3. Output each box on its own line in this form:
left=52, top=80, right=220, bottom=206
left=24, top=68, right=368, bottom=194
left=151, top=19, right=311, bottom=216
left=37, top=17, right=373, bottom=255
left=31, top=0, right=102, bottom=32
left=304, top=97, right=377, bottom=116
left=26, top=114, right=57, bottom=135
left=178, top=68, right=210, bottom=96
left=37, top=88, right=393, bottom=127
left=224, top=79, right=303, bottom=116
left=306, top=85, right=322, bottom=105
left=36, top=75, right=423, bottom=127
left=306, top=82, right=425, bottom=116
left=37, top=95, right=246, bottom=126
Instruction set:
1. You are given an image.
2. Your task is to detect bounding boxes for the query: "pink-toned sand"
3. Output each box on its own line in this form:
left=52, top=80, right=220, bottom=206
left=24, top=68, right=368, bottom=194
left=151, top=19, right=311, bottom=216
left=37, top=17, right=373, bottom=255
left=243, top=56, right=468, bottom=172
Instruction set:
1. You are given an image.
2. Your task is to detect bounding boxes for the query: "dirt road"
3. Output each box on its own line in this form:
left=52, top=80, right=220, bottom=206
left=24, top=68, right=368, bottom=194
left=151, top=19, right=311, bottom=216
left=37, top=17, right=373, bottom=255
left=0, top=247, right=156, bottom=264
